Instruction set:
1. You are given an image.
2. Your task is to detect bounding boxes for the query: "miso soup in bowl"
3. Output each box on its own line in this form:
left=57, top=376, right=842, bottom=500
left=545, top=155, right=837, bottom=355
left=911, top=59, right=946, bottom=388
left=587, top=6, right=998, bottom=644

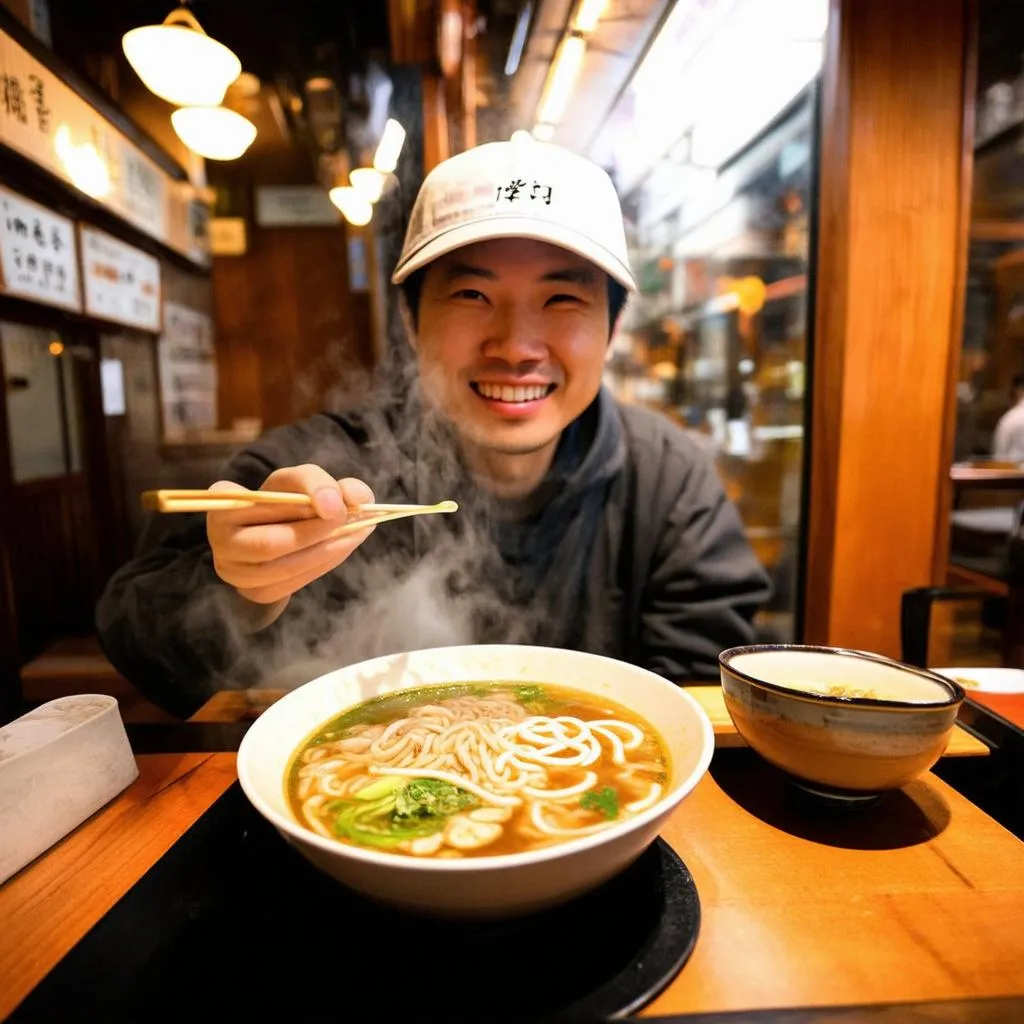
left=719, top=645, right=965, bottom=802
left=237, top=644, right=714, bottom=919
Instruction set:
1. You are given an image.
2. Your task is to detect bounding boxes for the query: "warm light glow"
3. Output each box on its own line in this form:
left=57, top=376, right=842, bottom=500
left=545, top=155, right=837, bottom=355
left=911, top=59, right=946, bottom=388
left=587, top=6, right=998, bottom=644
left=48, top=340, right=64, bottom=356
left=537, top=33, right=586, bottom=126
left=329, top=186, right=373, bottom=226
left=171, top=107, right=256, bottom=160
left=350, top=167, right=385, bottom=203
left=54, top=125, right=112, bottom=198
left=532, top=123, right=555, bottom=141
left=122, top=7, right=241, bottom=107
left=373, top=118, right=406, bottom=174
left=574, top=0, right=608, bottom=33
left=304, top=76, right=335, bottom=93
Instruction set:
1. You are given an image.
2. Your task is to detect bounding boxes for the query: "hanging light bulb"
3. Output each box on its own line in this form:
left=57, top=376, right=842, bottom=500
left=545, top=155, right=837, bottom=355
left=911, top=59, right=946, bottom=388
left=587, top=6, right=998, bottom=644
left=350, top=167, right=385, bottom=203
left=171, top=107, right=256, bottom=160
left=373, top=119, right=406, bottom=174
left=329, top=186, right=373, bottom=226
left=123, top=5, right=242, bottom=107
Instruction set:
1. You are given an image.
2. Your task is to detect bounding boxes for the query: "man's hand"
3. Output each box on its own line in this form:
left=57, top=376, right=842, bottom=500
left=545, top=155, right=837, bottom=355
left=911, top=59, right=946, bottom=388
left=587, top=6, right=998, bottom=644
left=207, top=465, right=374, bottom=611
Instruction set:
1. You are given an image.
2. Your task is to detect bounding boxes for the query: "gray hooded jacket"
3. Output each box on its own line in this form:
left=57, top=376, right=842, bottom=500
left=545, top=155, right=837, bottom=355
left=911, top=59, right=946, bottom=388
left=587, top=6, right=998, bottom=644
left=96, top=386, right=771, bottom=717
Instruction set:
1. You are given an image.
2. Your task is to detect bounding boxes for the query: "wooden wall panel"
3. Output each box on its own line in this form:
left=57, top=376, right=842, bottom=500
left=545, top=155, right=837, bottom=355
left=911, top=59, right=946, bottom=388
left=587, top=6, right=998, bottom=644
left=422, top=74, right=451, bottom=173
left=212, top=226, right=374, bottom=432
left=805, top=0, right=971, bottom=656
left=6, top=476, right=101, bottom=661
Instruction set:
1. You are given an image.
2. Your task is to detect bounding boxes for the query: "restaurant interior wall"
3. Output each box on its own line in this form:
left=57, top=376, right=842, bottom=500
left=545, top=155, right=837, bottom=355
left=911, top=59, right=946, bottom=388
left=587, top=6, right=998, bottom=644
left=0, top=1, right=220, bottom=717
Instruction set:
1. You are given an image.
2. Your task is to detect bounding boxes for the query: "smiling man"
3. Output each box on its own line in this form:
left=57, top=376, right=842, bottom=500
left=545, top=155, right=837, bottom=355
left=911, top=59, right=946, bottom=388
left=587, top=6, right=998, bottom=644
left=96, top=135, right=772, bottom=718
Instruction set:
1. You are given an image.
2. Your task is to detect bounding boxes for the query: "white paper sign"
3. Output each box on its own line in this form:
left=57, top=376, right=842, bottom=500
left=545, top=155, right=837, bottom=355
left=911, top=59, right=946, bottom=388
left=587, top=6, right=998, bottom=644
left=0, top=186, right=79, bottom=310
left=255, top=186, right=341, bottom=227
left=100, top=357, right=126, bottom=416
left=158, top=302, right=218, bottom=437
left=80, top=226, right=161, bottom=331
left=0, top=27, right=206, bottom=264
left=209, top=216, right=247, bottom=255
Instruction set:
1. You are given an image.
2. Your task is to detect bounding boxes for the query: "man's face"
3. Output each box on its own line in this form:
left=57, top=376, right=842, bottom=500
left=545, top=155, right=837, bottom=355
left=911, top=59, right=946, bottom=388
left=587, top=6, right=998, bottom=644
left=412, top=238, right=611, bottom=456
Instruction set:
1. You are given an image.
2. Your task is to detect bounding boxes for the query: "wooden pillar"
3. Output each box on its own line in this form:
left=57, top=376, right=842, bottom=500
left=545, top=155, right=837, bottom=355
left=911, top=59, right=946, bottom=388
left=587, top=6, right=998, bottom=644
left=804, top=0, right=974, bottom=658
left=422, top=74, right=450, bottom=173
left=460, top=0, right=478, bottom=151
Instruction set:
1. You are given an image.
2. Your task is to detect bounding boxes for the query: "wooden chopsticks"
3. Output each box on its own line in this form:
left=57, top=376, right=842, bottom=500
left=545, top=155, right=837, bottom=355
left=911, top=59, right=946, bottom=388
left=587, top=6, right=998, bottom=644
left=141, top=489, right=458, bottom=534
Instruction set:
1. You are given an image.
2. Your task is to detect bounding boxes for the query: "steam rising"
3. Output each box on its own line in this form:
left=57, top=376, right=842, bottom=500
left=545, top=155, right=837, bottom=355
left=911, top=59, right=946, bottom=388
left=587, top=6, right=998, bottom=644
left=188, top=330, right=546, bottom=696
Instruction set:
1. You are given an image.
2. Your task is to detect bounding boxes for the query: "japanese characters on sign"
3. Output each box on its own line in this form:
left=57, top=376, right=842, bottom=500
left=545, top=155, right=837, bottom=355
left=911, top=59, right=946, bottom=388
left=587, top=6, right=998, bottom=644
left=0, top=186, right=80, bottom=310
left=157, top=302, right=218, bottom=438
left=0, top=27, right=206, bottom=265
left=80, top=226, right=161, bottom=332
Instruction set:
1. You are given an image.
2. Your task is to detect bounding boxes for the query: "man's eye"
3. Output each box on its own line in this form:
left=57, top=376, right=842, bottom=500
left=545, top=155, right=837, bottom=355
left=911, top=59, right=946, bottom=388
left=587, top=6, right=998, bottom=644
left=453, top=289, right=487, bottom=301
left=546, top=293, right=582, bottom=305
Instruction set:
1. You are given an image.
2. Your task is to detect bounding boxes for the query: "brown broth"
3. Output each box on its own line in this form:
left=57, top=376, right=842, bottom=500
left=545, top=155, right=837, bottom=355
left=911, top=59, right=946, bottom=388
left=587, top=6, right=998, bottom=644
left=285, top=681, right=670, bottom=858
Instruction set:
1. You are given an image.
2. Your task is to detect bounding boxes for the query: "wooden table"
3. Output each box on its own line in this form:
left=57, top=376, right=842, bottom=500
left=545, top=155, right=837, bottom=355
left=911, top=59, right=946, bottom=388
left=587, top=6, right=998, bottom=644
left=950, top=465, right=1024, bottom=490
left=969, top=691, right=1024, bottom=732
left=189, top=684, right=992, bottom=757
left=2, top=732, right=1022, bottom=1017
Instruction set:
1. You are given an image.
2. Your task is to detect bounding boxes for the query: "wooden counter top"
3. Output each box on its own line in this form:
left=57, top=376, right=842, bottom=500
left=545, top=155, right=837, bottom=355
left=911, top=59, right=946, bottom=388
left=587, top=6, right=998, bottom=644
left=2, top=748, right=1022, bottom=1019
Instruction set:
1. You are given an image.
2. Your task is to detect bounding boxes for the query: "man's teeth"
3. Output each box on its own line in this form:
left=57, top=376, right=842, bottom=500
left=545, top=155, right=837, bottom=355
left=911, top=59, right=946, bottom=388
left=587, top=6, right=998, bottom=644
left=476, top=383, right=549, bottom=402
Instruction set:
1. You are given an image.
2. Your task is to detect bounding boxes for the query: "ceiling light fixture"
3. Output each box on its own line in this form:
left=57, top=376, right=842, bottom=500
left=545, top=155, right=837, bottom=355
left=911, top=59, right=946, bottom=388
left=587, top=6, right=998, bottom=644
left=536, top=32, right=586, bottom=127
left=573, top=0, right=609, bottom=33
left=171, top=107, right=257, bottom=160
left=533, top=0, right=607, bottom=132
left=329, top=186, right=373, bottom=226
left=505, top=1, right=534, bottom=75
left=350, top=168, right=386, bottom=203
left=373, top=119, right=406, bottom=174
left=122, top=5, right=242, bottom=107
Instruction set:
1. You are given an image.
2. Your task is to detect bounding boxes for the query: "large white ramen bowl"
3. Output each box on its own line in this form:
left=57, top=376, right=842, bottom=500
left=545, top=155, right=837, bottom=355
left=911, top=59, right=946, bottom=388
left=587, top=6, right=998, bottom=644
left=237, top=644, right=714, bottom=919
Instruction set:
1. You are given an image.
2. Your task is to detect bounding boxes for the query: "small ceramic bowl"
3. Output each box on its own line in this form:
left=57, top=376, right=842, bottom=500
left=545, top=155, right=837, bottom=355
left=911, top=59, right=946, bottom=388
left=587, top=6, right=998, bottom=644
left=719, top=645, right=965, bottom=802
left=237, top=644, right=714, bottom=919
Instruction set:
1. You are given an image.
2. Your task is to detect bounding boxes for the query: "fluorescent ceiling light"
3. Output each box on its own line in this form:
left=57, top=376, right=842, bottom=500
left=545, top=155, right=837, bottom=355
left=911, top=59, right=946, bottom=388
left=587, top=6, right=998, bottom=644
left=574, top=0, right=609, bottom=33
left=505, top=2, right=534, bottom=75
left=537, top=33, right=586, bottom=126
left=373, top=119, right=406, bottom=174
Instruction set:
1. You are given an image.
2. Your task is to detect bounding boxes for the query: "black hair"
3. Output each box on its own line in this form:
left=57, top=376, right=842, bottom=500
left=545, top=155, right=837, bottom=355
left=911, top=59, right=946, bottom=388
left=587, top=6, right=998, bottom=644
left=399, top=265, right=629, bottom=335
left=1013, top=373, right=1024, bottom=391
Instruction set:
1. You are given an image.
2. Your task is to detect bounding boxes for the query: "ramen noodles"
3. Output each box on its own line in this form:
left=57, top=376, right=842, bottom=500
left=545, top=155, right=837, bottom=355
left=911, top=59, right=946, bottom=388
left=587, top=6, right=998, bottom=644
left=285, top=682, right=670, bottom=858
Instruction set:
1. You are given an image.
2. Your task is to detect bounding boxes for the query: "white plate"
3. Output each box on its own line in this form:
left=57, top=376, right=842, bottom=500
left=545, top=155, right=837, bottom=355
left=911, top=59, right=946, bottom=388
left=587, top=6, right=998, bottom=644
left=932, top=667, right=1024, bottom=694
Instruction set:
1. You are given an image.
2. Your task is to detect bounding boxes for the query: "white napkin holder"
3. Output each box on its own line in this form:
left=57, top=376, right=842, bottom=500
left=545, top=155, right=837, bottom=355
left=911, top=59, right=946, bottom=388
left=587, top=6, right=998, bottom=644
left=0, top=694, right=139, bottom=885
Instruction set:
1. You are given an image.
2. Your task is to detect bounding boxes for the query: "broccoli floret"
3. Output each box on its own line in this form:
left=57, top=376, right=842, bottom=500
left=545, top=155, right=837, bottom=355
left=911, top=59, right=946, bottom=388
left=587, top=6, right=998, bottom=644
left=394, top=778, right=478, bottom=819
left=580, top=787, right=619, bottom=820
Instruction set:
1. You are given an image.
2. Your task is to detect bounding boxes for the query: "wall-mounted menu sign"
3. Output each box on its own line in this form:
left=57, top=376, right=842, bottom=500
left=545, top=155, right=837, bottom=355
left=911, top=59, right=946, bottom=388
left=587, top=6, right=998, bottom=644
left=255, top=186, right=341, bottom=227
left=158, top=301, right=218, bottom=437
left=80, top=226, right=161, bottom=332
left=0, top=26, right=209, bottom=266
left=0, top=185, right=80, bottom=310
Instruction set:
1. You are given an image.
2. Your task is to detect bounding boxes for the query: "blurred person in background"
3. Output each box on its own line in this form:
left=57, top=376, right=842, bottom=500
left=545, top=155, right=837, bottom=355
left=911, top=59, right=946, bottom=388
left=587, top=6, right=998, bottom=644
left=992, top=373, right=1024, bottom=463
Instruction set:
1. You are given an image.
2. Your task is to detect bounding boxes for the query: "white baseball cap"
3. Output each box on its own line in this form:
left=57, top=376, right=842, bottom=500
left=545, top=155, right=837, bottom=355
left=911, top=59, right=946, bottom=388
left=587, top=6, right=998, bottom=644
left=392, top=134, right=636, bottom=291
